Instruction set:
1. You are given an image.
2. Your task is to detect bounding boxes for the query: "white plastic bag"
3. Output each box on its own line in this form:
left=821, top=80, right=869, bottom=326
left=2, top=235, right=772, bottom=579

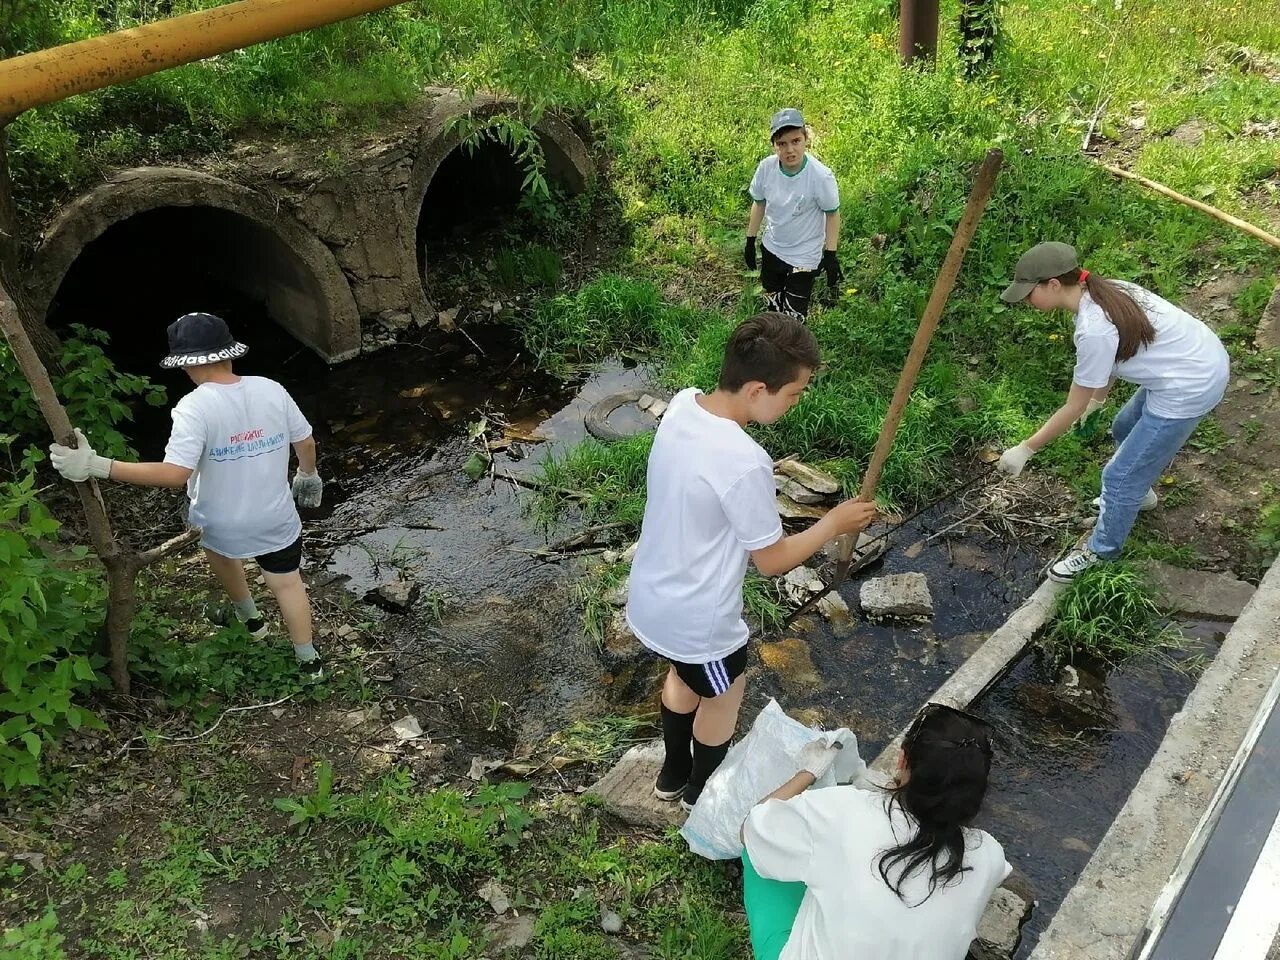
left=680, top=699, right=866, bottom=860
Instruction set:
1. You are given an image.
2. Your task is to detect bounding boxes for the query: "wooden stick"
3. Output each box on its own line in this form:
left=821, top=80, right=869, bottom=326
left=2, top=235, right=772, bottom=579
left=1100, top=163, right=1280, bottom=251
left=833, top=149, right=1005, bottom=563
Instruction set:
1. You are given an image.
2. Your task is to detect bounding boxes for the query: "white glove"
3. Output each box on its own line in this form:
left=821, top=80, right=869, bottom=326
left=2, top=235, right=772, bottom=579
left=996, top=442, right=1036, bottom=478
left=292, top=470, right=323, bottom=508
left=48, top=428, right=113, bottom=483
left=796, top=737, right=843, bottom=780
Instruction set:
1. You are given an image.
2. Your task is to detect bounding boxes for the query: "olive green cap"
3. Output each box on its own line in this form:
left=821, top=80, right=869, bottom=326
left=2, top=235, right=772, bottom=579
left=1000, top=241, right=1079, bottom=303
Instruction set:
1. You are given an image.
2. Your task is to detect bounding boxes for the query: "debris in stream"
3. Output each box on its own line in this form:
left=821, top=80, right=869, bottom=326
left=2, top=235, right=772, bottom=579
left=367, top=577, right=419, bottom=613
left=783, top=566, right=825, bottom=604
left=860, top=573, right=934, bottom=620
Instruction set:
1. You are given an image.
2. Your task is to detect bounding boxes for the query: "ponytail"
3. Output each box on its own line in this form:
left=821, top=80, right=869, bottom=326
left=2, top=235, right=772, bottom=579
left=877, top=707, right=993, bottom=904
left=1057, top=268, right=1155, bottom=361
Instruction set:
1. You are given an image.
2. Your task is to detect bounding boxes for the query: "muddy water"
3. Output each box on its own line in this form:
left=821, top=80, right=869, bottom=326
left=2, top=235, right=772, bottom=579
left=975, top=621, right=1223, bottom=957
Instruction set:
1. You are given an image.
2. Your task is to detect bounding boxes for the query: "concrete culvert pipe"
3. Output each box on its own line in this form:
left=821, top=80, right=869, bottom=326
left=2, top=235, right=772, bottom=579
left=30, top=168, right=360, bottom=364
left=408, top=92, right=594, bottom=295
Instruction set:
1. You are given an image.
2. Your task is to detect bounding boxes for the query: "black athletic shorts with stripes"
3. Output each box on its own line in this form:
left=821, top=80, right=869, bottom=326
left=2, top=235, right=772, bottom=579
left=669, top=644, right=750, bottom=699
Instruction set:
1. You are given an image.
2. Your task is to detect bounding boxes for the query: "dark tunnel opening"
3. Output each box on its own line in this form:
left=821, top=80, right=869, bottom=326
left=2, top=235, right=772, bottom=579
left=45, top=206, right=333, bottom=455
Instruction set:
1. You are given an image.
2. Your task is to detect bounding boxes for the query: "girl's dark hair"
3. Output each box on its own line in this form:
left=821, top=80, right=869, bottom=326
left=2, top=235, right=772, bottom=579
left=1055, top=268, right=1155, bottom=362
left=877, top=705, right=994, bottom=904
left=718, top=312, right=821, bottom=392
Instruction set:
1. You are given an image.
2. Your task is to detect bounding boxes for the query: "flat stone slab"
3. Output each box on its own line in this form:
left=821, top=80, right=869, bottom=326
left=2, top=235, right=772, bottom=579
left=860, top=572, right=933, bottom=619
left=586, top=741, right=685, bottom=830
left=971, top=887, right=1034, bottom=960
left=775, top=476, right=826, bottom=504
left=1142, top=560, right=1256, bottom=620
left=776, top=494, right=829, bottom=521
left=776, top=458, right=840, bottom=495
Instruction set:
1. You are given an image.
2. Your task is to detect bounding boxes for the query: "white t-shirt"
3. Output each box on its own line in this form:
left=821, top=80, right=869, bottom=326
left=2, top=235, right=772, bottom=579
left=744, top=786, right=1011, bottom=960
left=750, top=154, right=840, bottom=271
left=1072, top=281, right=1229, bottom=419
left=625, top=388, right=783, bottom=663
left=163, top=376, right=312, bottom=558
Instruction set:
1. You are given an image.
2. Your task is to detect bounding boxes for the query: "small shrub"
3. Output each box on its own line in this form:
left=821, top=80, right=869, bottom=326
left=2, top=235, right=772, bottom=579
left=1253, top=501, right=1280, bottom=567
left=1234, top=277, right=1276, bottom=324
left=1043, top=563, right=1183, bottom=664
left=0, top=324, right=166, bottom=463
left=0, top=909, right=66, bottom=960
left=0, top=470, right=105, bottom=792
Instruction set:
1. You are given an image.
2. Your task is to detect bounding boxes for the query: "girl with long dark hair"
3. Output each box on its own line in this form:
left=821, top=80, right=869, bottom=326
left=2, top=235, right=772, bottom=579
left=994, top=242, right=1230, bottom=582
left=740, top=704, right=1010, bottom=960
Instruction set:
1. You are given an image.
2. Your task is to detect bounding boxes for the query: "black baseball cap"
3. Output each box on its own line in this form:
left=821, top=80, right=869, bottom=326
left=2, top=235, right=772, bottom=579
left=160, top=312, right=248, bottom=369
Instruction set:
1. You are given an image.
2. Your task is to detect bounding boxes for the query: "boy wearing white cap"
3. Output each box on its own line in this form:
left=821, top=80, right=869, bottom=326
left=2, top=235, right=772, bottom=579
left=48, top=312, right=327, bottom=680
left=744, top=108, right=843, bottom=318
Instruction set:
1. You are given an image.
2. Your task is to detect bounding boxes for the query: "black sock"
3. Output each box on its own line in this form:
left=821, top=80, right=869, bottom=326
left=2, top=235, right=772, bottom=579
left=683, top=735, right=731, bottom=806
left=656, top=704, right=696, bottom=792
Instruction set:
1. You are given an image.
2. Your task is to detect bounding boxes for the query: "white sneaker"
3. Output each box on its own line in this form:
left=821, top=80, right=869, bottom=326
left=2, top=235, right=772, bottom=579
left=1049, top=548, right=1104, bottom=583
left=1092, top=489, right=1158, bottom=512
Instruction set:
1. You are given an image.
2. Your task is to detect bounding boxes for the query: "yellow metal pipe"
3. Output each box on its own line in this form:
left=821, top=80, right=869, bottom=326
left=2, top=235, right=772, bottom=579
left=0, top=0, right=413, bottom=120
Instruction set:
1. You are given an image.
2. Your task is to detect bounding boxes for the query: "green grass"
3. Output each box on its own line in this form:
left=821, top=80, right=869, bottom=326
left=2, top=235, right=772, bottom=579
left=1042, top=562, right=1185, bottom=664
left=3, top=746, right=745, bottom=960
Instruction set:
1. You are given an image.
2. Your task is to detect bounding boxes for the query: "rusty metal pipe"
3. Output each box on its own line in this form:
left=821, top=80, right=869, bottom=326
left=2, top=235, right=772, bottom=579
left=0, top=0, right=412, bottom=120
left=899, top=0, right=940, bottom=65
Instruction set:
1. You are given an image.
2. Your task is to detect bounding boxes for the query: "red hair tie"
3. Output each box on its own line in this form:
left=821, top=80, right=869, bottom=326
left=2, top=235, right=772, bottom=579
left=1079, top=269, right=1090, bottom=283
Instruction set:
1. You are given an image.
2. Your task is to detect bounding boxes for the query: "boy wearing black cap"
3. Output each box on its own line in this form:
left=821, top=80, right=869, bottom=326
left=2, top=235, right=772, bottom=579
left=48, top=312, right=326, bottom=679
left=744, top=108, right=843, bottom=318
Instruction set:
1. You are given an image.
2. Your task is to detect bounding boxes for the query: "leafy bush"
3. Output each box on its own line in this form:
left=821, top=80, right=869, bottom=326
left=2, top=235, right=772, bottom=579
left=0, top=470, right=105, bottom=792
left=1042, top=562, right=1183, bottom=664
left=1253, top=500, right=1280, bottom=568
left=0, top=909, right=66, bottom=960
left=0, top=324, right=166, bottom=463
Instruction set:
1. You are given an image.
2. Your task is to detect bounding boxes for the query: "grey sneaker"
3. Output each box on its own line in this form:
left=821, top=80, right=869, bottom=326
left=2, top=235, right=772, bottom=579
left=205, top=602, right=268, bottom=639
left=1049, top=548, right=1104, bottom=583
left=298, top=658, right=326, bottom=683
left=1092, top=489, right=1158, bottom=512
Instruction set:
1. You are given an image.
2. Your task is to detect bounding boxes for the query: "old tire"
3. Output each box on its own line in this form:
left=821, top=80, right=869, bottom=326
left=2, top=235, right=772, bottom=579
left=584, top=389, right=666, bottom=443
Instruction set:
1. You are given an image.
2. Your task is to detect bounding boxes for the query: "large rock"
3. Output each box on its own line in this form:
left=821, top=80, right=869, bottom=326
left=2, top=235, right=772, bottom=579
left=776, top=495, right=828, bottom=521
left=367, top=577, right=419, bottom=613
left=969, top=887, right=1033, bottom=960
left=1141, top=560, right=1255, bottom=620
left=585, top=741, right=685, bottom=830
left=860, top=573, right=933, bottom=619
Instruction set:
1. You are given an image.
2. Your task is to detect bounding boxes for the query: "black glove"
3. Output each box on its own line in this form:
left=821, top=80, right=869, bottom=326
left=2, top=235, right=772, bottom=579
left=744, top=236, right=758, bottom=271
left=821, top=249, right=843, bottom=289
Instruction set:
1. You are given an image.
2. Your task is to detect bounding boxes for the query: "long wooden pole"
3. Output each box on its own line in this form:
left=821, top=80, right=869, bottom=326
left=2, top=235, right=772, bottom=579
left=834, top=148, right=1004, bottom=563
left=1100, top=163, right=1280, bottom=252
left=0, top=0, right=414, bottom=120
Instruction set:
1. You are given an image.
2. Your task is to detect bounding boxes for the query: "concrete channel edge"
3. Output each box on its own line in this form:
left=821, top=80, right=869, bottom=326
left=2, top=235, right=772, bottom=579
left=1029, top=558, right=1280, bottom=960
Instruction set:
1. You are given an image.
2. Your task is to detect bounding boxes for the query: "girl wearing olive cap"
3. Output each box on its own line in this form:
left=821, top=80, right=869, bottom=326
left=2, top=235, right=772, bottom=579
left=995, top=242, right=1229, bottom=582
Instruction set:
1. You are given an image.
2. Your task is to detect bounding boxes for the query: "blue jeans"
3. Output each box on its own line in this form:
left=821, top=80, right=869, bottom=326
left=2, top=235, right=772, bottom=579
left=1089, top=388, right=1205, bottom=559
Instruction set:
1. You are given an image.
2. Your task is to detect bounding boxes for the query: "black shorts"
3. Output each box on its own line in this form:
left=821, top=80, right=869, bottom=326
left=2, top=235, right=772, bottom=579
left=255, top=537, right=303, bottom=575
left=759, top=246, right=817, bottom=318
left=669, top=644, right=750, bottom=699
